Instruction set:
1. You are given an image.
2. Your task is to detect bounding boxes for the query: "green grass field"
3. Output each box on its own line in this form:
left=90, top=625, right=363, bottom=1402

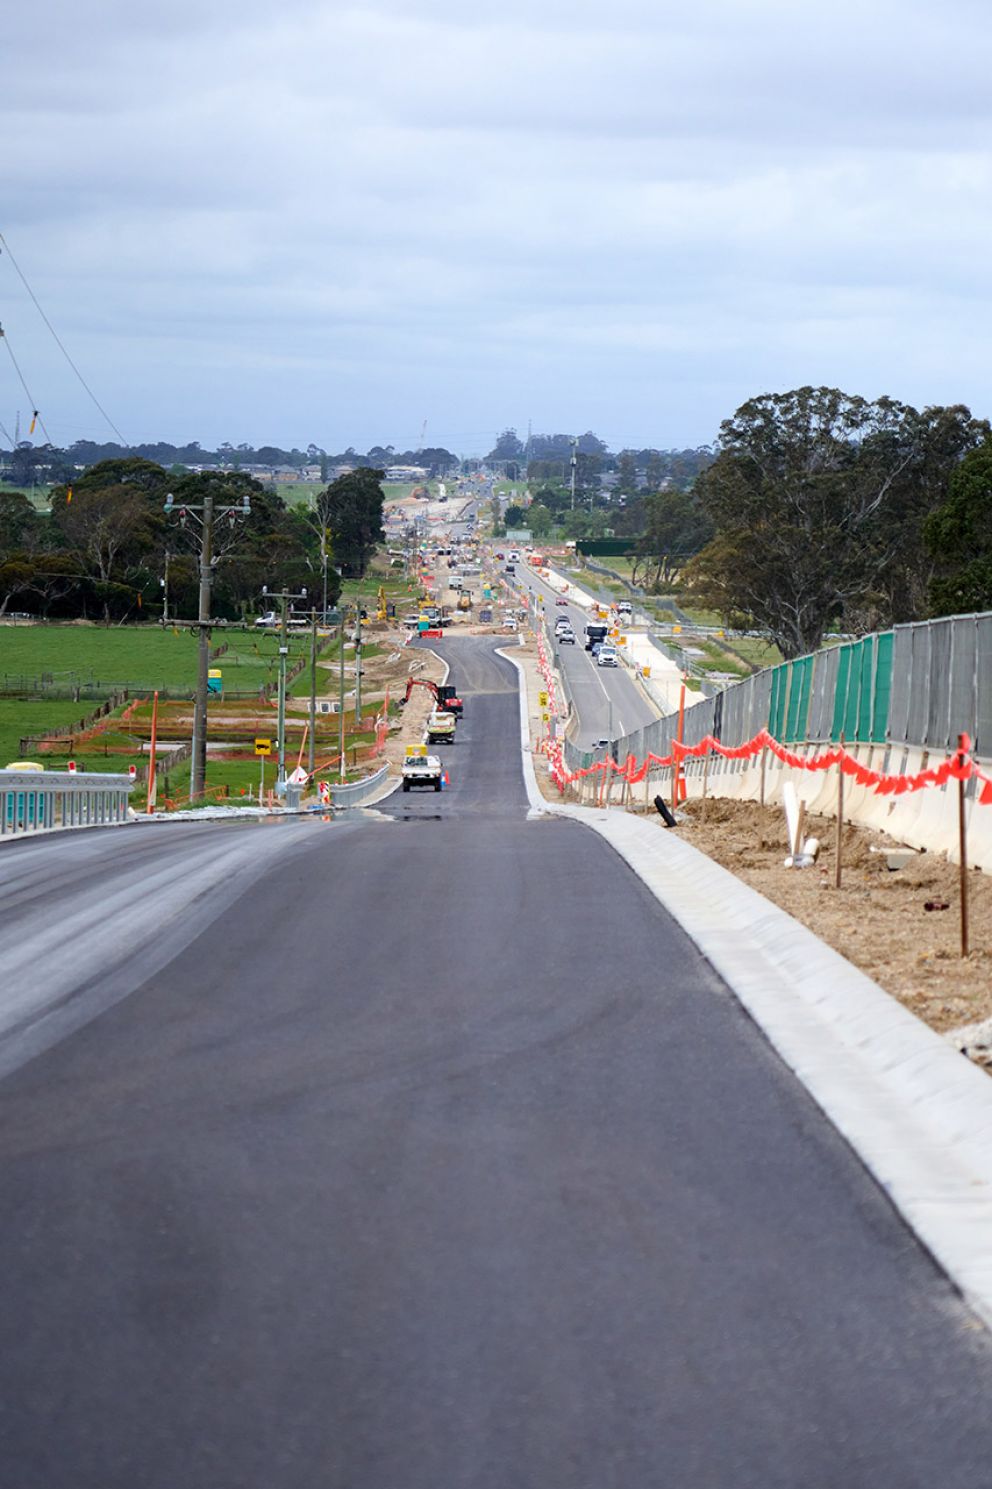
left=0, top=624, right=323, bottom=695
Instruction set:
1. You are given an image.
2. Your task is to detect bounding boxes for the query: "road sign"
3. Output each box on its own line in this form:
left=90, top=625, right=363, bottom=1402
left=539, top=691, right=548, bottom=707
left=288, top=766, right=309, bottom=785
left=254, top=737, right=272, bottom=756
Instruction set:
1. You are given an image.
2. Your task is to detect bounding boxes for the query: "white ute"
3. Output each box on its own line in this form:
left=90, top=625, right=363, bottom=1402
left=402, top=745, right=443, bottom=792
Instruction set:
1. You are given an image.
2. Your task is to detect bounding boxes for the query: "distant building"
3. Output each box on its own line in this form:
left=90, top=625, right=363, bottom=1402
left=385, top=465, right=429, bottom=481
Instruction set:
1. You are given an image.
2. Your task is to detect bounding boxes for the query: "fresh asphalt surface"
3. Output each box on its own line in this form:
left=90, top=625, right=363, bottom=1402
left=2, top=637, right=992, bottom=1487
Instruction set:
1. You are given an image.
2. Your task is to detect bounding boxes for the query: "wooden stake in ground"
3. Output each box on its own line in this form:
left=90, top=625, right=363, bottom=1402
left=959, top=732, right=970, bottom=959
left=759, top=744, right=767, bottom=848
left=835, top=731, right=845, bottom=889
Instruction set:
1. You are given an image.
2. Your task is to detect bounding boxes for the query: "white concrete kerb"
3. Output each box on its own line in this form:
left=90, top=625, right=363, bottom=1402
left=500, top=645, right=992, bottom=1332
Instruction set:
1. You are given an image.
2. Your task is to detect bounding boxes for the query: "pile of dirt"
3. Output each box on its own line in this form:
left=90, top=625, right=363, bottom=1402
left=657, top=797, right=992, bottom=1038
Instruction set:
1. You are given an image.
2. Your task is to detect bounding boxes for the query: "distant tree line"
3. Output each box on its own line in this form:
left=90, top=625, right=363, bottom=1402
left=493, top=396, right=992, bottom=656
left=0, top=439, right=461, bottom=488
left=0, top=458, right=388, bottom=624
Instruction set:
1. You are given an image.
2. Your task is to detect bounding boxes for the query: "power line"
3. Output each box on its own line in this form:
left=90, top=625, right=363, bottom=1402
left=0, top=231, right=128, bottom=447
left=0, top=324, right=52, bottom=444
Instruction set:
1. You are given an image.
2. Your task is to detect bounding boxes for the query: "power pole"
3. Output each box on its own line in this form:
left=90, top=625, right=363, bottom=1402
left=165, top=487, right=251, bottom=801
left=160, top=547, right=171, bottom=625
left=193, top=492, right=213, bottom=799
left=338, top=612, right=347, bottom=781
left=354, top=599, right=363, bottom=724
left=309, top=606, right=317, bottom=775
left=570, top=438, right=578, bottom=511
left=259, top=586, right=309, bottom=788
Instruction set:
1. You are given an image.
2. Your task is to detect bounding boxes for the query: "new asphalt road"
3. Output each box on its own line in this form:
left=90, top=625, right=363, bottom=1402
left=2, top=637, right=992, bottom=1487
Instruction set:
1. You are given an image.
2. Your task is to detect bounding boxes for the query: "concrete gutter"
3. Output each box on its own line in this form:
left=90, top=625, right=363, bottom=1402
left=501, top=644, right=992, bottom=1332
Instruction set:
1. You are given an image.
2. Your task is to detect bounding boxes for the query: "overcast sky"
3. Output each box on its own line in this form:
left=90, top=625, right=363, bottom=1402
left=3, top=0, right=992, bottom=455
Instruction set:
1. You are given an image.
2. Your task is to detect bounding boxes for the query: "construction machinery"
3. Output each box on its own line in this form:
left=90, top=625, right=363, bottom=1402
left=400, top=676, right=464, bottom=716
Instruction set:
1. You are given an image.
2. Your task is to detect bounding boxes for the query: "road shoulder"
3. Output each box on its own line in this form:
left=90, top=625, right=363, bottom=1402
left=502, top=644, right=992, bottom=1331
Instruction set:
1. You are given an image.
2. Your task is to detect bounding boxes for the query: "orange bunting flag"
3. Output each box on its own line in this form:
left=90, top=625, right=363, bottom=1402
left=28, top=410, right=37, bottom=435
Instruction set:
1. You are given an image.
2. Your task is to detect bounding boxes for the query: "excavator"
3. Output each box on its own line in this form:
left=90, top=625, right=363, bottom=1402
left=400, top=677, right=464, bottom=716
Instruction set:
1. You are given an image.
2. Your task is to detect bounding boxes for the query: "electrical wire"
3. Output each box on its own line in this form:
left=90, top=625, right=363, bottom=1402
left=0, top=231, right=128, bottom=446
left=0, top=325, right=52, bottom=444
left=0, top=415, right=14, bottom=446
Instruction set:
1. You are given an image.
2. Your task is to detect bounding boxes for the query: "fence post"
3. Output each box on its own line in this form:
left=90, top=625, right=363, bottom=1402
left=759, top=744, right=768, bottom=848
left=835, top=731, right=845, bottom=890
left=958, top=733, right=970, bottom=959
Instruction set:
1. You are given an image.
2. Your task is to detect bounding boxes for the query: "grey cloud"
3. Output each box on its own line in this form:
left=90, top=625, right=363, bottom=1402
left=3, top=0, right=992, bottom=450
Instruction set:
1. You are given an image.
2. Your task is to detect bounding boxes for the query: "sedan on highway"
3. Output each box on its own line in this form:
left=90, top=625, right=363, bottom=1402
left=597, top=645, right=620, bottom=667
left=555, top=597, right=568, bottom=606
left=558, top=629, right=576, bottom=645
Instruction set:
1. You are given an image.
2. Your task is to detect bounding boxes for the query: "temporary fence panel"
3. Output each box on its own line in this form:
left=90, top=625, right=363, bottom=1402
left=769, top=665, right=788, bottom=741
left=927, top=619, right=954, bottom=751
left=977, top=616, right=992, bottom=758
left=871, top=631, right=894, bottom=743
left=888, top=625, right=914, bottom=745
left=857, top=637, right=875, bottom=743
left=831, top=646, right=852, bottom=742
left=809, top=647, right=839, bottom=742
left=949, top=618, right=977, bottom=753
left=784, top=656, right=813, bottom=743
left=906, top=624, right=931, bottom=748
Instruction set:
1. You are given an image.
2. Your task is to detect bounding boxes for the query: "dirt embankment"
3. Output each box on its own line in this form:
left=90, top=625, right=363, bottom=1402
left=652, top=797, right=992, bottom=1038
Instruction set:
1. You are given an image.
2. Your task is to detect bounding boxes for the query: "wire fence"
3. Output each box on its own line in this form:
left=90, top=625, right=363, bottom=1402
left=563, top=611, right=992, bottom=775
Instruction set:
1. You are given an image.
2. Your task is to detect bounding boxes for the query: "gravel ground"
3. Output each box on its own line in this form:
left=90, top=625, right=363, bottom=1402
left=655, top=797, right=992, bottom=1047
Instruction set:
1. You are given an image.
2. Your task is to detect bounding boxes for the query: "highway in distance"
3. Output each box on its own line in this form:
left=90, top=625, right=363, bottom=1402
left=1, top=637, right=992, bottom=1487
left=510, top=559, right=658, bottom=747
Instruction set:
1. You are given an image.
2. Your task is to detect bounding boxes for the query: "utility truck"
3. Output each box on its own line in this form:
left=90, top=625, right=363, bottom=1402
left=426, top=709, right=457, bottom=745
left=402, top=745, right=443, bottom=791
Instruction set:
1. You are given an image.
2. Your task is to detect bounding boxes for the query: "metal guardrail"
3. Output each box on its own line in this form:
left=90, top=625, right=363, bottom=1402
left=330, top=764, right=391, bottom=808
left=0, top=770, right=134, bottom=838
